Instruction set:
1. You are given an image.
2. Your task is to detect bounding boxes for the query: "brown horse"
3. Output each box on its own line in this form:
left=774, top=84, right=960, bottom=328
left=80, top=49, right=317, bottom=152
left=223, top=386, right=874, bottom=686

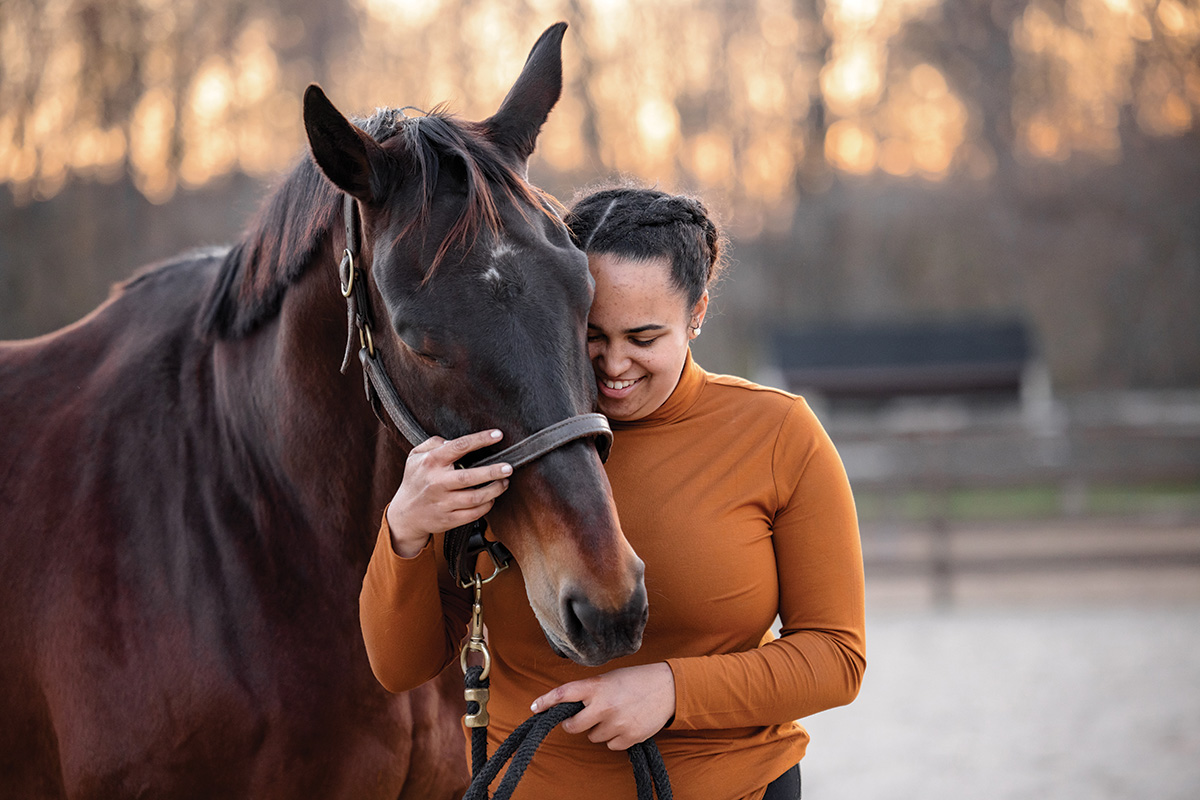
left=0, top=23, right=646, bottom=799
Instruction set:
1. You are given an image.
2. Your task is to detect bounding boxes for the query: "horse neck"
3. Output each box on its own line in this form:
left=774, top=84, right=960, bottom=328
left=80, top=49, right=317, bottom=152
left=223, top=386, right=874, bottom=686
left=210, top=236, right=407, bottom=562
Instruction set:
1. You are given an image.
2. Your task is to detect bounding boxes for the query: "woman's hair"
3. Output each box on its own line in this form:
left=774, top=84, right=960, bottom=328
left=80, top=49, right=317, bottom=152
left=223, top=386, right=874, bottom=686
left=564, top=184, right=727, bottom=308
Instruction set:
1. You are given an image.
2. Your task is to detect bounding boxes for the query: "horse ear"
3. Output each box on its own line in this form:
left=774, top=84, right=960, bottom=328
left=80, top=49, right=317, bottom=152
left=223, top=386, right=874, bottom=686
left=303, top=84, right=386, bottom=202
left=482, top=22, right=567, bottom=169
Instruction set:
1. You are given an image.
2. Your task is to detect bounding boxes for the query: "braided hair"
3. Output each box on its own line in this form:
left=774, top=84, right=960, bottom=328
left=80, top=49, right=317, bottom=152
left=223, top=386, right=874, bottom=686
left=564, top=185, right=726, bottom=308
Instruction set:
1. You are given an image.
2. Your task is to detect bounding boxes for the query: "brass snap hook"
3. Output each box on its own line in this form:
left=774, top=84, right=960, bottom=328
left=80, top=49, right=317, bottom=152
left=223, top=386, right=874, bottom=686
left=460, top=575, right=492, bottom=681
left=461, top=575, right=492, bottom=728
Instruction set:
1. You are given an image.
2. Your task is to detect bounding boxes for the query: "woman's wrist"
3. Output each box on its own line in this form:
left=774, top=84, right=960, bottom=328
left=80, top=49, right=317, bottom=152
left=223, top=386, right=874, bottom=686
left=385, top=504, right=433, bottom=558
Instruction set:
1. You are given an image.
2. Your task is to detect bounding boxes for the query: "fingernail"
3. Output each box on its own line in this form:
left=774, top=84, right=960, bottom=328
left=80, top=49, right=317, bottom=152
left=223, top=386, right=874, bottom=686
left=530, top=701, right=539, bottom=712
left=500, top=464, right=512, bottom=475
left=490, top=429, right=503, bottom=439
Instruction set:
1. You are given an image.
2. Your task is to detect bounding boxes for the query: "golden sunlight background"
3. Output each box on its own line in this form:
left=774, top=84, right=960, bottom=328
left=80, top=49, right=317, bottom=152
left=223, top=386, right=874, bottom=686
left=3, top=0, right=1200, bottom=391
left=3, top=10, right=1198, bottom=799
left=3, top=0, right=1197, bottom=233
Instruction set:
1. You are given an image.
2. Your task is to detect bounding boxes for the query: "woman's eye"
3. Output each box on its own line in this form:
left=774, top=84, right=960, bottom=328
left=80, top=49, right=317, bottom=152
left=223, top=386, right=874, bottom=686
left=631, top=337, right=658, bottom=347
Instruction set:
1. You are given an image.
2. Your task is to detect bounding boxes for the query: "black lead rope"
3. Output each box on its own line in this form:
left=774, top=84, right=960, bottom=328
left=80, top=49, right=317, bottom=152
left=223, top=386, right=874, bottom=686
left=463, top=665, right=492, bottom=780
left=462, top=665, right=672, bottom=800
left=460, top=582, right=671, bottom=800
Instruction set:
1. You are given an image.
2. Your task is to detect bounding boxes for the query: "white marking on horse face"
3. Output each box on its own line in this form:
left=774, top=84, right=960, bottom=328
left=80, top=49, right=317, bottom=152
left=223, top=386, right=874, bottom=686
left=484, top=242, right=517, bottom=285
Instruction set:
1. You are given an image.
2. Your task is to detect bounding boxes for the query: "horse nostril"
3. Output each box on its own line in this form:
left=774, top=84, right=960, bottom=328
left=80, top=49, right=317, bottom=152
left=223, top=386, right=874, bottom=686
left=561, top=587, right=647, bottom=658
left=564, top=595, right=603, bottom=641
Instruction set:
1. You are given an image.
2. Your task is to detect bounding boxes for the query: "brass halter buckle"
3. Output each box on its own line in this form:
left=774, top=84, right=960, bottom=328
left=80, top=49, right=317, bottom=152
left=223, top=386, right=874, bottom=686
left=457, top=539, right=510, bottom=590
left=461, top=574, right=492, bottom=728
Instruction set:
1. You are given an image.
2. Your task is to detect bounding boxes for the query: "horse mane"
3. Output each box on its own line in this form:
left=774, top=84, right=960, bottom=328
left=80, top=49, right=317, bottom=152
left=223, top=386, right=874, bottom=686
left=199, top=106, right=557, bottom=340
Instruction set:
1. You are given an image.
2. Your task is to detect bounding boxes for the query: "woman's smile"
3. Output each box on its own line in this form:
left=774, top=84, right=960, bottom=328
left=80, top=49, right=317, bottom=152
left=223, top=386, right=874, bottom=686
left=598, top=375, right=644, bottom=397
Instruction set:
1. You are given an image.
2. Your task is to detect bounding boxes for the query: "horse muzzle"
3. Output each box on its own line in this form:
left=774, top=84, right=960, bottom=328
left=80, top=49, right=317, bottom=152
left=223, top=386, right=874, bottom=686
left=553, top=574, right=649, bottom=666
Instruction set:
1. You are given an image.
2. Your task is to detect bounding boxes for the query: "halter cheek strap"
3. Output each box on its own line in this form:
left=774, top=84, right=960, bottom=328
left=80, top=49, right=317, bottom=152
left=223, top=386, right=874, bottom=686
left=339, top=193, right=368, bottom=375
left=336, top=194, right=614, bottom=584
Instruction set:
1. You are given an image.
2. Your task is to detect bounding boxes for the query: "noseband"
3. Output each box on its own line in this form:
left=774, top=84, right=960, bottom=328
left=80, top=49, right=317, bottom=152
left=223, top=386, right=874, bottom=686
left=336, top=195, right=613, bottom=584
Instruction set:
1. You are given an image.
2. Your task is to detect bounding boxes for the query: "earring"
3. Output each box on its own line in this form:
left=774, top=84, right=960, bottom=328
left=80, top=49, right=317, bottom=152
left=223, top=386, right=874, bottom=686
left=689, top=324, right=701, bottom=337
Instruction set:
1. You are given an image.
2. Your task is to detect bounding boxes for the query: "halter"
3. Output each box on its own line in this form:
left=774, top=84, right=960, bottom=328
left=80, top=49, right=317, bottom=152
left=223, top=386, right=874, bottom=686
left=336, top=194, right=613, bottom=585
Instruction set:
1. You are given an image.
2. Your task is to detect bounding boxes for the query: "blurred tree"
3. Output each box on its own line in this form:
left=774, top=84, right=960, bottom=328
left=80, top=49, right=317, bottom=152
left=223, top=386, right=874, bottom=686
left=1, top=0, right=1198, bottom=388
left=898, top=0, right=1024, bottom=180
left=4, top=0, right=1197, bottom=210
left=0, top=0, right=355, bottom=203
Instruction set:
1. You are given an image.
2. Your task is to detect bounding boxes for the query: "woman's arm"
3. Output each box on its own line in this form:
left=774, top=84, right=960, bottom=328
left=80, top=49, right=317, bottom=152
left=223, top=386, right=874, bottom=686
left=531, top=400, right=865, bottom=743
left=359, top=431, right=513, bottom=692
left=666, top=401, right=865, bottom=729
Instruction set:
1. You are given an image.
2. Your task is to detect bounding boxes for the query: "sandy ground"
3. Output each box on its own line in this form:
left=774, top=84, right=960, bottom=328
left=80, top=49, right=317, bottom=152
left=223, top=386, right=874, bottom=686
left=799, top=520, right=1200, bottom=799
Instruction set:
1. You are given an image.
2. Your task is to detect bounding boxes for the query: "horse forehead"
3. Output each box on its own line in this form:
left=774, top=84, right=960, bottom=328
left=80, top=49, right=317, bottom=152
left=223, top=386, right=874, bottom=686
left=489, top=241, right=518, bottom=268
left=470, top=229, right=586, bottom=300
left=468, top=240, right=503, bottom=285
left=480, top=239, right=534, bottom=284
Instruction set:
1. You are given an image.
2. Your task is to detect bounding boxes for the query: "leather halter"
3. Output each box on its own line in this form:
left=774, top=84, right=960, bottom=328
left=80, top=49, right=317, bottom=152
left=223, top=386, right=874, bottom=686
left=336, top=195, right=613, bottom=584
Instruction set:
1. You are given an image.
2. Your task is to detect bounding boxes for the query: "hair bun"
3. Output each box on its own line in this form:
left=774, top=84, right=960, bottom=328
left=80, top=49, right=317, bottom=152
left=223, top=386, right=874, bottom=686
left=564, top=183, right=726, bottom=307
left=679, top=197, right=710, bottom=227
left=643, top=195, right=709, bottom=228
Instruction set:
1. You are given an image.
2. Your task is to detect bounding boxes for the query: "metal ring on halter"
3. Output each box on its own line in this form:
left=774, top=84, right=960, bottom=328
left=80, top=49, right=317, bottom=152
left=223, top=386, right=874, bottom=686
left=340, top=249, right=355, bottom=298
left=358, top=323, right=375, bottom=358
left=458, top=545, right=510, bottom=589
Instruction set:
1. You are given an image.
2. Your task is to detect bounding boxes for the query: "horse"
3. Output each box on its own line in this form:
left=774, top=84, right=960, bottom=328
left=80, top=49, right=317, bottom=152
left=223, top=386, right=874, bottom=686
left=0, top=23, right=648, bottom=799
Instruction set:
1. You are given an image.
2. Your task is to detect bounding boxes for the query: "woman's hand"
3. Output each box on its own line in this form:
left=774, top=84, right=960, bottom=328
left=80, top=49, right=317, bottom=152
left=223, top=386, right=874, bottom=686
left=529, top=663, right=676, bottom=751
left=385, top=430, right=512, bottom=558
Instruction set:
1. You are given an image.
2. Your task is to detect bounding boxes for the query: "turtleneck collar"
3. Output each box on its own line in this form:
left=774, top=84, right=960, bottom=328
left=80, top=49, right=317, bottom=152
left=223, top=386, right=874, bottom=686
left=608, top=349, right=706, bottom=430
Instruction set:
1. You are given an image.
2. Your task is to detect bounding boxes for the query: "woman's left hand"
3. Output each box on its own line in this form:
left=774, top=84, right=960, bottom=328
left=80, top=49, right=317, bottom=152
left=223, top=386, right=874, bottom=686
left=529, top=663, right=676, bottom=751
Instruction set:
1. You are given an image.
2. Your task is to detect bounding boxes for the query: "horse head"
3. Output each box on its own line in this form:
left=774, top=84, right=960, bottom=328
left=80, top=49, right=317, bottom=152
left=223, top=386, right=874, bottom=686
left=303, top=24, right=646, bottom=667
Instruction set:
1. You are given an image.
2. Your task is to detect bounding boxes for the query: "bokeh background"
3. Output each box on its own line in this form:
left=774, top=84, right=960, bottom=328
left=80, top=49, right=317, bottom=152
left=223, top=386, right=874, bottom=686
left=2, top=0, right=1198, bottom=797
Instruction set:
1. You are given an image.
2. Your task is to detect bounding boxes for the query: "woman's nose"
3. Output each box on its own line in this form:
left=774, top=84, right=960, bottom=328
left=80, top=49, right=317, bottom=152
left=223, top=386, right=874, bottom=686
left=596, top=345, right=631, bottom=376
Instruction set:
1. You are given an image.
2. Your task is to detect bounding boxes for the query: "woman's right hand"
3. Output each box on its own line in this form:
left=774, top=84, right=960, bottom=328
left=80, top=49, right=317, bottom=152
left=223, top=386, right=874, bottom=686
left=385, top=430, right=513, bottom=558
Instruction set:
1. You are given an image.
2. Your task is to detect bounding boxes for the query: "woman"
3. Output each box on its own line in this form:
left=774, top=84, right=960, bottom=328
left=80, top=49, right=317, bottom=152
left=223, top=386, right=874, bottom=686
left=360, top=186, right=865, bottom=800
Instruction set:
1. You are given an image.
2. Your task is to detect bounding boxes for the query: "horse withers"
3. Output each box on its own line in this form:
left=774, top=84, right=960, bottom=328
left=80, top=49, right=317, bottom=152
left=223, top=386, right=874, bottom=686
left=0, top=22, right=646, bottom=799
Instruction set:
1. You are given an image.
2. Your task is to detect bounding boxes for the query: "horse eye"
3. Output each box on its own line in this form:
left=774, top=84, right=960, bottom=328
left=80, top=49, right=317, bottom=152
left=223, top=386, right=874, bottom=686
left=399, top=333, right=450, bottom=368
left=418, top=352, right=448, bottom=367
left=413, top=349, right=451, bottom=368
left=416, top=346, right=450, bottom=367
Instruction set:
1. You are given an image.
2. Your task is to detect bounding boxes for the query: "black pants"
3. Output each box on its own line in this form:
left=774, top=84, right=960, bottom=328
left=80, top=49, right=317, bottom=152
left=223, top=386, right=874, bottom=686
left=762, top=764, right=801, bottom=800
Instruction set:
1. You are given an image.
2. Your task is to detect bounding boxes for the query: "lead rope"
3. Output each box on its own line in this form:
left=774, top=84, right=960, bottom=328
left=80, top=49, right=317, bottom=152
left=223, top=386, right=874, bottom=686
left=460, top=578, right=672, bottom=800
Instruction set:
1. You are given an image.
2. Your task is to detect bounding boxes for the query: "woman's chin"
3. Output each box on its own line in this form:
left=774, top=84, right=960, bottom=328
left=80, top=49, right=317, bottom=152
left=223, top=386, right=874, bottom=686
left=597, top=396, right=635, bottom=421
left=595, top=379, right=647, bottom=418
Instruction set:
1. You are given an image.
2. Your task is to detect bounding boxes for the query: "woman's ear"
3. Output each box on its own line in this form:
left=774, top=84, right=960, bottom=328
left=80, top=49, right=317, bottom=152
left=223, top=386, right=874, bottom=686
left=689, top=291, right=709, bottom=338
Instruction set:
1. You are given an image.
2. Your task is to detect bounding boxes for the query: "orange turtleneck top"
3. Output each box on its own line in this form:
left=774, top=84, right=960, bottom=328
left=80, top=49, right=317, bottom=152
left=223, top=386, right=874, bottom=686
left=360, top=351, right=866, bottom=800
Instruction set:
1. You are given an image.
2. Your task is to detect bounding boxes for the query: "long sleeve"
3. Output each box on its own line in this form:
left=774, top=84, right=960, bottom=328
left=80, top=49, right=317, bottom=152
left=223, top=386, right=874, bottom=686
left=382, top=356, right=866, bottom=800
left=664, top=400, right=866, bottom=729
left=359, top=515, right=473, bottom=693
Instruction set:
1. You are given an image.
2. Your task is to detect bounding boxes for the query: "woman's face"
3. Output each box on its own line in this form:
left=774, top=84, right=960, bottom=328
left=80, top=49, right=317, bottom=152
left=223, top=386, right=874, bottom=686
left=586, top=253, right=707, bottom=422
